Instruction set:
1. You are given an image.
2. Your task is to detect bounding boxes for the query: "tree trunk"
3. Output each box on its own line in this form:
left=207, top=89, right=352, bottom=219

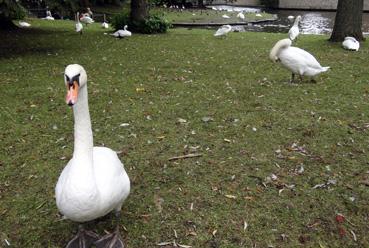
left=197, top=0, right=204, bottom=8
left=330, top=0, right=364, bottom=42
left=131, top=0, right=148, bottom=23
left=0, top=16, right=18, bottom=30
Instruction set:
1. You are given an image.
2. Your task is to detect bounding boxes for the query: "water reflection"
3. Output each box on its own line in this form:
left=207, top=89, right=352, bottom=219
left=209, top=5, right=369, bottom=35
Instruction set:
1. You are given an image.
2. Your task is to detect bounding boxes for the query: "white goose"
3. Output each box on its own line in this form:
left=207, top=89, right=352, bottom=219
left=111, top=25, right=132, bottom=38
left=101, top=14, right=109, bottom=29
left=75, top=12, right=83, bottom=34
left=288, top=15, right=301, bottom=41
left=19, top=21, right=31, bottom=27
left=269, top=38, right=330, bottom=83
left=342, top=37, right=360, bottom=51
left=214, top=25, right=232, bottom=37
left=56, top=64, right=130, bottom=248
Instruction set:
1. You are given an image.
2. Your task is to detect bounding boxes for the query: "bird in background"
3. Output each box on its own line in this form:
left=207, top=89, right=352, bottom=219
left=342, top=36, right=360, bottom=51
left=214, top=25, right=232, bottom=37
left=288, top=15, right=301, bottom=41
left=19, top=21, right=31, bottom=27
left=102, top=14, right=109, bottom=29
left=75, top=12, right=83, bottom=34
left=111, top=25, right=132, bottom=38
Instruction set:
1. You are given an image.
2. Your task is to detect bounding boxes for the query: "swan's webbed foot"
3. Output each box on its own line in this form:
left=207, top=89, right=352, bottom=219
left=95, top=226, right=125, bottom=248
left=66, top=225, right=99, bottom=248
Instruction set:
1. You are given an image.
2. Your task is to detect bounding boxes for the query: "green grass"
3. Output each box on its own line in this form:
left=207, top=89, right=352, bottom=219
left=1, top=19, right=369, bottom=248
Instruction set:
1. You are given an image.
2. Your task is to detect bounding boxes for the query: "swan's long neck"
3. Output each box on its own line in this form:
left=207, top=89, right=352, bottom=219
left=293, top=17, right=300, bottom=27
left=270, top=39, right=291, bottom=61
left=72, top=85, right=93, bottom=161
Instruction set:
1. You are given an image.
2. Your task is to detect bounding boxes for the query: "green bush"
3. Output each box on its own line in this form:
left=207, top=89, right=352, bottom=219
left=112, top=12, right=171, bottom=34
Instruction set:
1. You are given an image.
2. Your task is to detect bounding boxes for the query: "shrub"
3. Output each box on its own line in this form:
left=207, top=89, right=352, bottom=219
left=112, top=12, right=171, bottom=34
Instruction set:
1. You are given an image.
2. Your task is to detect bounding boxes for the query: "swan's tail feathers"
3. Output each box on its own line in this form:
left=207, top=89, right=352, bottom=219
left=321, top=66, right=330, bottom=72
left=269, top=38, right=292, bottom=62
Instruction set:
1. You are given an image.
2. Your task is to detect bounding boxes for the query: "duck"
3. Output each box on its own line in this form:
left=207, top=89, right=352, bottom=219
left=56, top=64, right=130, bottom=248
left=111, top=25, right=132, bottom=38
left=269, top=38, right=330, bottom=83
left=19, top=21, right=31, bottom=27
left=80, top=13, right=94, bottom=26
left=75, top=12, right=83, bottom=34
left=101, top=14, right=109, bottom=29
left=214, top=25, right=232, bottom=37
left=237, top=12, right=245, bottom=21
left=288, top=15, right=301, bottom=41
left=342, top=36, right=360, bottom=51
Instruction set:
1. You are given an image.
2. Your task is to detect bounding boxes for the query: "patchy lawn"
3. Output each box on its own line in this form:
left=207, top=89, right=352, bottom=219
left=0, top=19, right=368, bottom=248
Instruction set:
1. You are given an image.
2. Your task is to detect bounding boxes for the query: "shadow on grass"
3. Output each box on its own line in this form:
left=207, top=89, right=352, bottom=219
left=0, top=28, right=68, bottom=59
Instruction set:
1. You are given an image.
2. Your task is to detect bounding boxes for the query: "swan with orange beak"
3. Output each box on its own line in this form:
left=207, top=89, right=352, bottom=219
left=57, top=64, right=130, bottom=248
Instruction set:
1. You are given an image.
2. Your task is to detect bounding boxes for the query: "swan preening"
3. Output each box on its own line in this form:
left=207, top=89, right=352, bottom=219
left=80, top=13, right=94, bottom=25
left=214, top=25, right=232, bottom=37
left=288, top=15, right=301, bottom=41
left=270, top=38, right=330, bottom=83
left=75, top=12, right=83, bottom=34
left=19, top=21, right=31, bottom=27
left=237, top=12, right=245, bottom=20
left=111, top=25, right=132, bottom=38
left=342, top=37, right=360, bottom=51
left=56, top=64, right=130, bottom=248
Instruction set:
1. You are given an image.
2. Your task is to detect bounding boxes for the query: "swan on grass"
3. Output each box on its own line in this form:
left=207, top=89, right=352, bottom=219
left=56, top=64, right=130, bottom=248
left=111, top=25, right=132, bottom=38
left=269, top=38, right=330, bottom=83
left=342, top=37, right=360, bottom=51
left=288, top=15, right=301, bottom=41
left=222, top=14, right=230, bottom=19
left=237, top=12, right=245, bottom=20
left=101, top=14, right=109, bottom=29
left=214, top=25, right=232, bottom=37
left=75, top=12, right=83, bottom=34
left=80, top=13, right=94, bottom=25
left=19, top=21, right=31, bottom=27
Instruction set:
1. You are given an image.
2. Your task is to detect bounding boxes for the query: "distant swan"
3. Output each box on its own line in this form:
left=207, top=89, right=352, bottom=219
left=237, top=12, right=245, bottom=20
left=102, top=14, right=109, bottom=29
left=111, top=25, right=132, bottom=38
left=342, top=37, right=359, bottom=51
left=270, top=38, right=330, bottom=83
left=288, top=15, right=301, bottom=41
left=19, top=21, right=31, bottom=27
left=75, top=12, right=83, bottom=34
left=222, top=14, right=230, bottom=19
left=214, top=25, right=232, bottom=37
left=80, top=14, right=94, bottom=25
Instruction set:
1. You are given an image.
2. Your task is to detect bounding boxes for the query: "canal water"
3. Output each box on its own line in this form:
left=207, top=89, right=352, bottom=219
left=210, top=5, right=369, bottom=35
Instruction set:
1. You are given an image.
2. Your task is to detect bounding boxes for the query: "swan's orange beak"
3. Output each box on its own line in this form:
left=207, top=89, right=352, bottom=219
left=66, top=81, right=79, bottom=106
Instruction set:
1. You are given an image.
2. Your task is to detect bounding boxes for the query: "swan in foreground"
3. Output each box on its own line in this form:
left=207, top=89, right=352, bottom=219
left=342, top=37, right=360, bottom=51
left=56, top=64, right=130, bottom=248
left=237, top=12, right=245, bottom=20
left=222, top=14, right=230, bottom=19
left=214, top=25, right=232, bottom=37
left=269, top=38, right=330, bottom=83
left=19, top=21, right=31, bottom=27
left=288, top=15, right=301, bottom=41
left=101, top=14, right=109, bottom=29
left=75, top=12, right=83, bottom=34
left=111, top=25, right=132, bottom=38
left=80, top=14, right=94, bottom=25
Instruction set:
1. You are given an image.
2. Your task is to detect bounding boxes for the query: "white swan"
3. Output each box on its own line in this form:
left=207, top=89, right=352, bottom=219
left=111, top=25, right=132, bottom=38
left=288, top=15, right=301, bottom=41
left=222, top=14, right=230, bottom=19
left=342, top=37, right=360, bottom=51
left=214, top=25, right=232, bottom=37
left=56, top=64, right=130, bottom=248
left=80, top=14, right=94, bottom=25
left=237, top=12, right=245, bottom=20
left=269, top=38, right=330, bottom=83
left=101, top=14, right=109, bottom=29
left=19, top=21, right=31, bottom=27
left=43, top=16, right=55, bottom=20
left=75, top=12, right=83, bottom=34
